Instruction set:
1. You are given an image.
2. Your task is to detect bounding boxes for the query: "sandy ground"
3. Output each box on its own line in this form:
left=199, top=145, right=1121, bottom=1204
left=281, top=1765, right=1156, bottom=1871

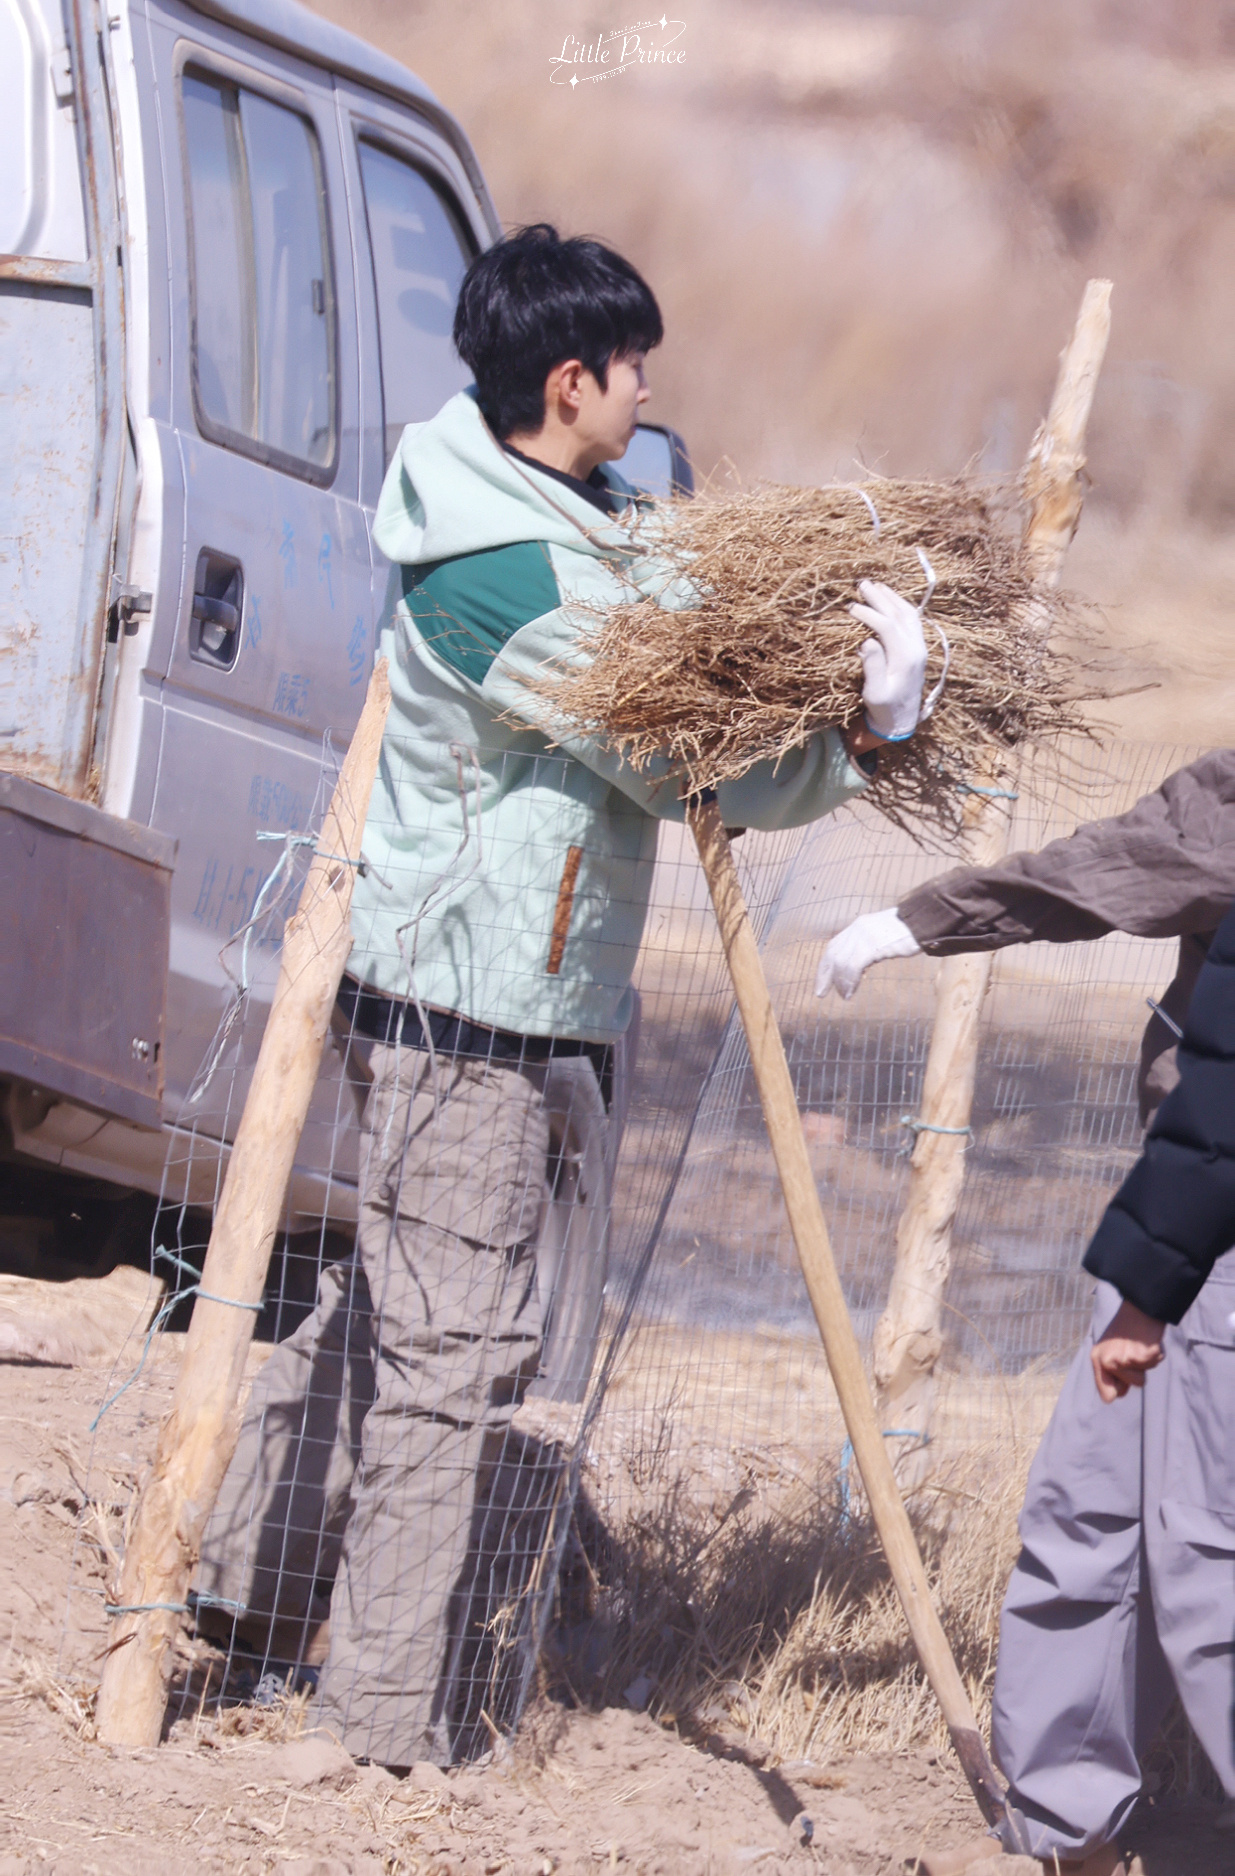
left=0, top=1349, right=1227, bottom=1876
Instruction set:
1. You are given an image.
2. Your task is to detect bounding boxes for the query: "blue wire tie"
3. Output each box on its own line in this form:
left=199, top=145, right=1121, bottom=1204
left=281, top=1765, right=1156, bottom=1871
left=901, top=1116, right=973, bottom=1137
left=954, top=780, right=1020, bottom=800
left=839, top=1430, right=930, bottom=1523
left=90, top=1250, right=260, bottom=1432
left=1146, top=997, right=1183, bottom=1041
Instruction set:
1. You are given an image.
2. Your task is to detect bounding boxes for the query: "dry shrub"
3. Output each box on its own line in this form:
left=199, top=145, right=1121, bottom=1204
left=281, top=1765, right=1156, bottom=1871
left=160, top=1636, right=317, bottom=1748
left=550, top=1433, right=1222, bottom=1794
left=2, top=1649, right=98, bottom=1740
left=744, top=1449, right=1027, bottom=1762
left=203, top=1679, right=312, bottom=1744
left=550, top=1440, right=1026, bottom=1760
left=537, top=477, right=1089, bottom=836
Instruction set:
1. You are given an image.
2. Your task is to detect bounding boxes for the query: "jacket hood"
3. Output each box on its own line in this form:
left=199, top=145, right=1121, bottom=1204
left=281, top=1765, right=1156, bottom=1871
left=372, top=389, right=635, bottom=568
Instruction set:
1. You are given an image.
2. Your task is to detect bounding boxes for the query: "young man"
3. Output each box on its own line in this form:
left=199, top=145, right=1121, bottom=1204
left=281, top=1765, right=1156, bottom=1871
left=816, top=750, right=1235, bottom=1875
left=197, top=224, right=931, bottom=1769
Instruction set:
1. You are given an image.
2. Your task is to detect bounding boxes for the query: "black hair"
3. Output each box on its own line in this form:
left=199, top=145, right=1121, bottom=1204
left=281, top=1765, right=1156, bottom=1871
left=452, top=223, right=663, bottom=439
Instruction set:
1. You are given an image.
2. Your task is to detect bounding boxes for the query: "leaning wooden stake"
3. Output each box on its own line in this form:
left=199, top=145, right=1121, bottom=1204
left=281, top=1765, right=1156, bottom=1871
left=96, top=659, right=391, bottom=1748
left=872, top=279, right=1113, bottom=1456
left=687, top=796, right=1026, bottom=1844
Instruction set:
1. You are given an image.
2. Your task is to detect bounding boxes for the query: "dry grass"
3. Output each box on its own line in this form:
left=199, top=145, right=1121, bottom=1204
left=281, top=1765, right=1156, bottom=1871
left=2, top=1649, right=99, bottom=1740
left=536, top=476, right=1091, bottom=836
left=551, top=1434, right=1026, bottom=1762
left=549, top=1427, right=1221, bottom=1800
left=536, top=1351, right=1063, bottom=1770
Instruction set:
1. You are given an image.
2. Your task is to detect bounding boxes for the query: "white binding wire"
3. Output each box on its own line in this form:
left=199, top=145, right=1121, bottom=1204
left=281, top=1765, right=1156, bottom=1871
left=914, top=545, right=950, bottom=722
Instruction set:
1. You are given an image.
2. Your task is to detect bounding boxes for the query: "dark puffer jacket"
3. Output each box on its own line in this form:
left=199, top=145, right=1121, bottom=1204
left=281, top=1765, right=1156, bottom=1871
left=1084, top=895, right=1235, bottom=1322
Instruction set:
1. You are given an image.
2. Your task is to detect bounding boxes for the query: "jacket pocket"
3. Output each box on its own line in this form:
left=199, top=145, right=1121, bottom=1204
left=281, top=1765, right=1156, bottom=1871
left=1168, top=1264, right=1235, bottom=1514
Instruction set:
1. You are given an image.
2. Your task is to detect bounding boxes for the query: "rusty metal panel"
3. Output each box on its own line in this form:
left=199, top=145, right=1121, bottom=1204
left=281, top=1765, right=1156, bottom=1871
left=0, top=0, right=127, bottom=798
left=0, top=280, right=97, bottom=789
left=0, top=771, right=175, bottom=1126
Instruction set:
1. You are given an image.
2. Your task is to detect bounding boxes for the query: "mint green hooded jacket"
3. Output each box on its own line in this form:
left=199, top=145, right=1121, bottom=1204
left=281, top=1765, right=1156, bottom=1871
left=347, top=390, right=869, bottom=1044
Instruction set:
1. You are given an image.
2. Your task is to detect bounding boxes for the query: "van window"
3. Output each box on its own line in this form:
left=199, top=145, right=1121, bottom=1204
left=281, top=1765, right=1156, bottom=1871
left=356, top=140, right=474, bottom=465
left=182, top=72, right=336, bottom=476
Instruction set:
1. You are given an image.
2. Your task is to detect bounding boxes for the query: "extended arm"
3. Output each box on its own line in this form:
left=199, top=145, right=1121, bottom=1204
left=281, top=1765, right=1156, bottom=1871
left=817, top=749, right=1235, bottom=991
left=899, top=748, right=1235, bottom=952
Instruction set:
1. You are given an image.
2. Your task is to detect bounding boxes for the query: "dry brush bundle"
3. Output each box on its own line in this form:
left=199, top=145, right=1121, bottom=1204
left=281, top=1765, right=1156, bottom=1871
left=543, top=478, right=1093, bottom=837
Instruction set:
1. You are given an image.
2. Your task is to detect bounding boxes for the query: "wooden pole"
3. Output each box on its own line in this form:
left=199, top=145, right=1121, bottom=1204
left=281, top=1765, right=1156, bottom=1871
left=687, top=796, right=1024, bottom=1843
left=872, top=279, right=1113, bottom=1457
left=96, top=659, right=391, bottom=1748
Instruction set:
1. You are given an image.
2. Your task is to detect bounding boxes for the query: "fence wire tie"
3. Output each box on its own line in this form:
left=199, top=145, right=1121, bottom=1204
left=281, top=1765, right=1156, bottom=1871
left=893, top=1103, right=968, bottom=1148
left=839, top=1430, right=929, bottom=1522
left=90, top=1253, right=260, bottom=1433
left=191, top=826, right=387, bottom=1110
left=106, top=1600, right=189, bottom=1617
left=104, top=1590, right=250, bottom=1623
left=90, top=1288, right=181, bottom=1430
left=155, top=1243, right=259, bottom=1312
left=155, top=1245, right=202, bottom=1282
left=255, top=828, right=371, bottom=877
left=1146, top=996, right=1184, bottom=1041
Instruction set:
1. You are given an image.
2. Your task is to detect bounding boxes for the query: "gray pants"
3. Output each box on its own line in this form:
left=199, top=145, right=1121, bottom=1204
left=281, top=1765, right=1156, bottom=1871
left=196, top=1037, right=614, bottom=1767
left=993, top=1257, right=1235, bottom=1858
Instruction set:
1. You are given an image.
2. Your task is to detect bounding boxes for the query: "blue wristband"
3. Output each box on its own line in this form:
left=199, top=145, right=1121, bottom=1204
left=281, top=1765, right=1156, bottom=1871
left=863, top=715, right=916, bottom=744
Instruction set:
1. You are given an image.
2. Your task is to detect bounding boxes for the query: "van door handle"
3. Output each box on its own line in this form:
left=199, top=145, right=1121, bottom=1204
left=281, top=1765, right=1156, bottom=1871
left=191, top=593, right=239, bottom=634
left=189, top=549, right=244, bottom=669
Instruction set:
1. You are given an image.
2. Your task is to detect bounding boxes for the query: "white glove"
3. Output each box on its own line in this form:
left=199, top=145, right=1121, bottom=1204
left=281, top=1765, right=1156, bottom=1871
left=815, top=907, right=921, bottom=999
left=852, top=580, right=928, bottom=741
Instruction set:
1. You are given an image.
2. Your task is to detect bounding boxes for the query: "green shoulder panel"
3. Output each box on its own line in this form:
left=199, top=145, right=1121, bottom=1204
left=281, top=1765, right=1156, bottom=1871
left=402, top=540, right=561, bottom=684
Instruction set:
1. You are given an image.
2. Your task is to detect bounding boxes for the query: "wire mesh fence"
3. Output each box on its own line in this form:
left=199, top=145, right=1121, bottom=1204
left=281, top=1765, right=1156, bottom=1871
left=65, top=734, right=1204, bottom=1764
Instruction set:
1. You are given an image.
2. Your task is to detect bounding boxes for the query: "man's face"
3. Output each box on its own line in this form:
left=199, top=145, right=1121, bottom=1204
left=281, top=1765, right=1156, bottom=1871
left=577, top=350, right=650, bottom=462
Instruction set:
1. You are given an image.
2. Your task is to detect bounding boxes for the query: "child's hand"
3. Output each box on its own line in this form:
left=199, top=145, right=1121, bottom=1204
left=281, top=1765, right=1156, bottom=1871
left=1091, top=1299, right=1166, bottom=1402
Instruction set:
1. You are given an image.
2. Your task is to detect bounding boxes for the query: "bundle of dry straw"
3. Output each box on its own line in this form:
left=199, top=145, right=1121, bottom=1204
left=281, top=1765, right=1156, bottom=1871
left=541, top=478, right=1090, bottom=835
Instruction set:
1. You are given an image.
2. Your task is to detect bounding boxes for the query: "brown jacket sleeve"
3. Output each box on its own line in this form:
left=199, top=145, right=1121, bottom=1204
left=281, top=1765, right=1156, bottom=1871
left=898, top=749, right=1235, bottom=954
left=897, top=750, right=1235, bottom=1126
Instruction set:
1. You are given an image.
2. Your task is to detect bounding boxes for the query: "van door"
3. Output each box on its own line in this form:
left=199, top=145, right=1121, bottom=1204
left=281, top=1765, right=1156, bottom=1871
left=142, top=5, right=371, bottom=1166
left=0, top=0, right=125, bottom=797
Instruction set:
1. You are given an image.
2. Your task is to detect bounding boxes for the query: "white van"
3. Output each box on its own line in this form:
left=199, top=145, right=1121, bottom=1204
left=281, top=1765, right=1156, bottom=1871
left=0, top=0, right=689, bottom=1263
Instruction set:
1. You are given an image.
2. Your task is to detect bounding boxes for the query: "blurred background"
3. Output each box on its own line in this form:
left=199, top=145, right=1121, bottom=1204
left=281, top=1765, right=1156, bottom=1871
left=306, top=0, right=1235, bottom=741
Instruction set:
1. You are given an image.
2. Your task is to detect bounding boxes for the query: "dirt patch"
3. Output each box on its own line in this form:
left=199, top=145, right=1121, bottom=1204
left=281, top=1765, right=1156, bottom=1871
left=0, top=1684, right=966, bottom=1875
left=0, top=1350, right=1223, bottom=1873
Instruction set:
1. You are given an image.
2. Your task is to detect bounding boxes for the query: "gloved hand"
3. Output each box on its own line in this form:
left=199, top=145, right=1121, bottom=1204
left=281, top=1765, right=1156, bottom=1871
left=852, top=580, right=928, bottom=741
left=815, top=907, right=921, bottom=999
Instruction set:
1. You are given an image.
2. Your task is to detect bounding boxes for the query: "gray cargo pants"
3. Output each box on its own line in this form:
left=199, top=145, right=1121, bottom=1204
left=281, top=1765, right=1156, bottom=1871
left=196, top=1036, right=613, bottom=1767
left=992, top=1257, right=1235, bottom=1858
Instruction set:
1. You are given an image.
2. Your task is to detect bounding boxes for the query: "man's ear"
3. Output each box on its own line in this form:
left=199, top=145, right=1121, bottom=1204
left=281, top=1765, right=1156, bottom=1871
left=546, top=358, right=587, bottom=416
